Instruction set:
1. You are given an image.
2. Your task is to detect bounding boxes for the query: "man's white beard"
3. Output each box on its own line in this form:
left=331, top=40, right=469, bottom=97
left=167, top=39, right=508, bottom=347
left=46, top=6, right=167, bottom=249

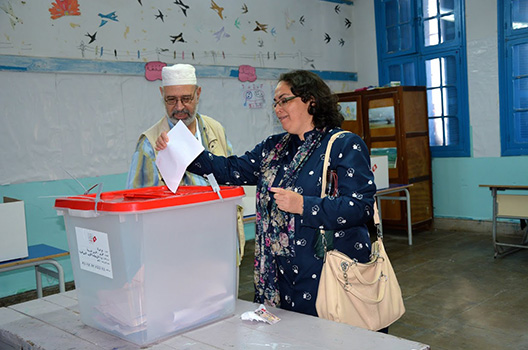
left=168, top=100, right=199, bottom=126
left=169, top=110, right=197, bottom=126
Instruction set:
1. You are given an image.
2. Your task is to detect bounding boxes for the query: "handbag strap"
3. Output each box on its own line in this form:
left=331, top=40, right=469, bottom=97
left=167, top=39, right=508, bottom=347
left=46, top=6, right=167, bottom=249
left=346, top=273, right=388, bottom=303
left=320, top=131, right=350, bottom=198
left=320, top=131, right=383, bottom=244
left=320, top=131, right=350, bottom=256
left=349, top=258, right=384, bottom=285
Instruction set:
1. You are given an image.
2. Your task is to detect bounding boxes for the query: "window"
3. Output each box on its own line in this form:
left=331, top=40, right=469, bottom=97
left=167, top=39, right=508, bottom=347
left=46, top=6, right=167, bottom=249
left=499, top=0, right=528, bottom=155
left=375, top=0, right=470, bottom=157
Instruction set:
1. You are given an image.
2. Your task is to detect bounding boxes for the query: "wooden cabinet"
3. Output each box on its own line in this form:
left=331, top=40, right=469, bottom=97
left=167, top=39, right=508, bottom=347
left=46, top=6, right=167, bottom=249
left=337, top=86, right=433, bottom=231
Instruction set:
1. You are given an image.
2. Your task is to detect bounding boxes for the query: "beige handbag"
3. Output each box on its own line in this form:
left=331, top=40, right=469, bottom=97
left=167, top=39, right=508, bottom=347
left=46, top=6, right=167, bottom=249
left=315, top=131, right=405, bottom=331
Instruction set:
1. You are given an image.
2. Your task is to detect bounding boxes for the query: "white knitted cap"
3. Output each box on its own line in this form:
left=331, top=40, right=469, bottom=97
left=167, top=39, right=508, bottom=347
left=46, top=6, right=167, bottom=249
left=162, top=63, right=197, bottom=86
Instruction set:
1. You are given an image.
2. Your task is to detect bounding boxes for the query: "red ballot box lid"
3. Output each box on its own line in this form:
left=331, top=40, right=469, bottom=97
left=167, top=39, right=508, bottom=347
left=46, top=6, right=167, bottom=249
left=54, top=185, right=245, bottom=213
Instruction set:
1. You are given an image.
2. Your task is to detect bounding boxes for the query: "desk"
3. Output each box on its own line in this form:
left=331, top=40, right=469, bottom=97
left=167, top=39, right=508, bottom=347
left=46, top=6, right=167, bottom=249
left=0, top=244, right=69, bottom=298
left=479, top=185, right=528, bottom=258
left=376, top=184, right=413, bottom=245
left=0, top=290, right=429, bottom=350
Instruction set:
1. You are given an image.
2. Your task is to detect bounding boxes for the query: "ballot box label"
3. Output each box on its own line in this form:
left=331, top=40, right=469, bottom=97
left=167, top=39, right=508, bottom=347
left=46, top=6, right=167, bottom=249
left=75, top=227, right=113, bottom=279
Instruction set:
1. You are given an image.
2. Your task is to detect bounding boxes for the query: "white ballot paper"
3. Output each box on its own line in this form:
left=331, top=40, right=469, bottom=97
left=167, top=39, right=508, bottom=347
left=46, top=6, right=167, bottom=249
left=155, top=121, right=204, bottom=193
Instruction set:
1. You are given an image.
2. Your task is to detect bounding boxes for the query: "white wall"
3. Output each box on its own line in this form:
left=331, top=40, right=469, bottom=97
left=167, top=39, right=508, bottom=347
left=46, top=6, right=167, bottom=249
left=465, top=0, right=501, bottom=158
left=351, top=0, right=379, bottom=88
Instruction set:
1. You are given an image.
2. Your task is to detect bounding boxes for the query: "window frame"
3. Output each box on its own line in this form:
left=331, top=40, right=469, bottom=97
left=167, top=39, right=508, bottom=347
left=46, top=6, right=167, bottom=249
left=375, top=0, right=418, bottom=58
left=375, top=0, right=470, bottom=157
left=381, top=55, right=419, bottom=86
left=498, top=0, right=528, bottom=156
left=419, top=49, right=471, bottom=156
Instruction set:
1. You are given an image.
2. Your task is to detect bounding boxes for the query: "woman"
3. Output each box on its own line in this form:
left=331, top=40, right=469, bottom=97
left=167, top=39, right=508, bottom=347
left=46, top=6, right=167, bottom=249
left=157, top=70, right=376, bottom=317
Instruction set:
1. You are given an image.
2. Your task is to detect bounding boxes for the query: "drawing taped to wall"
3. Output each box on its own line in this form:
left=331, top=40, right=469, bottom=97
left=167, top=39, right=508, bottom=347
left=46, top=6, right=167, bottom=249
left=242, top=82, right=266, bottom=109
left=339, top=101, right=357, bottom=121
left=0, top=0, right=355, bottom=71
left=48, top=0, right=80, bottom=20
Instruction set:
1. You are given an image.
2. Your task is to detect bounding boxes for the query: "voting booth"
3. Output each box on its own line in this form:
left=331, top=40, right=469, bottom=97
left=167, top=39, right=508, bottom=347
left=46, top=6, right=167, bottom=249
left=55, top=185, right=244, bottom=346
left=0, top=197, right=29, bottom=262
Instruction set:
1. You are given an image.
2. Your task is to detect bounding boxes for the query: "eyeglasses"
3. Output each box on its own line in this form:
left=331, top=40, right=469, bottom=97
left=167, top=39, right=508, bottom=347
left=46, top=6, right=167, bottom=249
left=273, top=95, right=298, bottom=109
left=164, top=89, right=197, bottom=105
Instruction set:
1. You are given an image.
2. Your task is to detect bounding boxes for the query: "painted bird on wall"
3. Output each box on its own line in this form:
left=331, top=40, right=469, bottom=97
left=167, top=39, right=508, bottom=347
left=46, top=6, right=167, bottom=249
left=174, top=0, right=189, bottom=17
left=85, top=31, right=97, bottom=44
left=98, top=11, right=118, bottom=27
left=254, top=21, right=268, bottom=33
left=1, top=2, right=23, bottom=28
left=210, top=0, right=224, bottom=19
left=155, top=9, right=165, bottom=22
left=170, top=33, right=186, bottom=43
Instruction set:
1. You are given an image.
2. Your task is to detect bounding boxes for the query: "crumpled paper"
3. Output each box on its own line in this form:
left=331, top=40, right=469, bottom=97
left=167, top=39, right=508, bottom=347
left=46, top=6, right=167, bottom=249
left=240, top=304, right=280, bottom=324
left=241, top=304, right=267, bottom=322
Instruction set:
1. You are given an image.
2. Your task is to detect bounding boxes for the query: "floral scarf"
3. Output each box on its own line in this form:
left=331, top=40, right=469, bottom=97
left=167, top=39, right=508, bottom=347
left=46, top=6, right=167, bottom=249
left=254, top=129, right=325, bottom=306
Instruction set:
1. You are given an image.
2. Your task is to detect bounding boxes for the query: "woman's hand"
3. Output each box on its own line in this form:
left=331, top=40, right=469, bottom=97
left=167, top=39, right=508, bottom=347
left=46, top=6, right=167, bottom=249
left=270, top=187, right=303, bottom=214
left=155, top=132, right=169, bottom=151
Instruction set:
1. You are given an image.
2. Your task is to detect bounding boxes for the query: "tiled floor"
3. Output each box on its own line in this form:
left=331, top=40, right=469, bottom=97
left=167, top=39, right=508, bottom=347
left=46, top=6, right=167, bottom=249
left=238, top=226, right=528, bottom=350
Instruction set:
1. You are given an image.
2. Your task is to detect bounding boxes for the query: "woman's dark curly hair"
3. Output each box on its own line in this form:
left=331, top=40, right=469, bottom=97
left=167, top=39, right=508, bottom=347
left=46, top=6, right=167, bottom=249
left=278, top=70, right=343, bottom=129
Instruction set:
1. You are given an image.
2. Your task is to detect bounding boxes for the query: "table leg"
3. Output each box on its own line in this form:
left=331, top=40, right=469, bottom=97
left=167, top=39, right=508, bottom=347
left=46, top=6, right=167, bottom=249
left=35, top=261, right=66, bottom=298
left=376, top=196, right=383, bottom=239
left=35, top=266, right=43, bottom=298
left=491, top=188, right=499, bottom=258
left=404, top=188, right=412, bottom=246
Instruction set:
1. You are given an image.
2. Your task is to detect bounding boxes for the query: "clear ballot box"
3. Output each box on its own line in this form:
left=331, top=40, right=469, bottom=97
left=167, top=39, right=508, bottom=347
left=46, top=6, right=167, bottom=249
left=55, top=185, right=244, bottom=346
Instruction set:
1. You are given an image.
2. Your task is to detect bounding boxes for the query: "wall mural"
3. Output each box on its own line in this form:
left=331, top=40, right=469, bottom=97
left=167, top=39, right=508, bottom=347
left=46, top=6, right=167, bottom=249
left=0, top=0, right=355, bottom=72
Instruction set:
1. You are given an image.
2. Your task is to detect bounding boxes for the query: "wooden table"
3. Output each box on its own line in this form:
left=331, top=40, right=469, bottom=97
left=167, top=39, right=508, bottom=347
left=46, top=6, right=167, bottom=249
left=376, top=184, right=414, bottom=245
left=479, top=185, right=528, bottom=258
left=0, top=244, right=69, bottom=298
left=0, top=290, right=429, bottom=350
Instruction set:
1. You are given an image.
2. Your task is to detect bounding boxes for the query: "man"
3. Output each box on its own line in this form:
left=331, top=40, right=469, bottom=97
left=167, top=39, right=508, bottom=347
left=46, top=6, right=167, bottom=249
left=127, top=63, right=232, bottom=188
left=127, top=63, right=245, bottom=264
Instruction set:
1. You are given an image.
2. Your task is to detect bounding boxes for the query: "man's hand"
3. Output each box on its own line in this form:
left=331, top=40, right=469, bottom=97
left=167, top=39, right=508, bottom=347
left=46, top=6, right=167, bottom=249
left=155, top=132, right=169, bottom=151
left=270, top=187, right=303, bottom=214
